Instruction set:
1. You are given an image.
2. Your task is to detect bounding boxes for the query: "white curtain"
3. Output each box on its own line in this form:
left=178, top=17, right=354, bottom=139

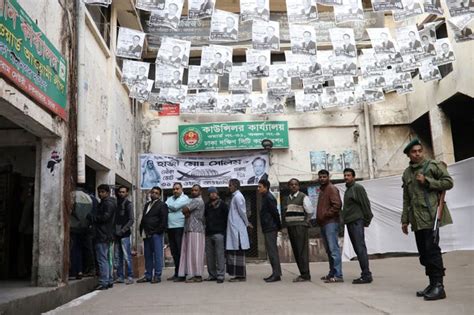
left=337, top=158, right=474, bottom=261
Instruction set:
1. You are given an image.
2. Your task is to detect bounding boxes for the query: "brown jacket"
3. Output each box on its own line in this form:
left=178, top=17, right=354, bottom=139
left=316, top=182, right=342, bottom=226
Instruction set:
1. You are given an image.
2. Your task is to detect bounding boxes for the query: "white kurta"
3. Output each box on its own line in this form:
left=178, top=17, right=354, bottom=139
left=226, top=190, right=250, bottom=250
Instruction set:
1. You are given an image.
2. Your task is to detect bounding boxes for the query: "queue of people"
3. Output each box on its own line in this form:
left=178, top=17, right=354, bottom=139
left=69, top=139, right=453, bottom=301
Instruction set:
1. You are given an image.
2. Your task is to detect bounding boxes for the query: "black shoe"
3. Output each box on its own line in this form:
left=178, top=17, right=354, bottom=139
left=216, top=279, right=224, bottom=284
left=167, top=275, right=177, bottom=281
left=263, top=275, right=273, bottom=281
left=95, top=285, right=108, bottom=290
left=416, top=284, right=433, bottom=297
left=107, top=283, right=113, bottom=289
left=424, top=283, right=446, bottom=301
left=173, top=277, right=186, bottom=282
left=265, top=276, right=281, bottom=283
left=229, top=277, right=246, bottom=282
left=204, top=277, right=217, bottom=281
left=151, top=277, right=161, bottom=283
left=137, top=277, right=151, bottom=283
left=352, top=277, right=373, bottom=284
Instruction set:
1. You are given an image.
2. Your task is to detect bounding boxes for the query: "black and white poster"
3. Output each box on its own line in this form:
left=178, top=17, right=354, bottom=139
left=321, top=87, right=340, bottom=108
left=252, top=20, right=280, bottom=51
left=450, top=17, right=474, bottom=42
left=159, top=85, right=188, bottom=104
left=287, top=0, right=319, bottom=23
left=290, top=24, right=317, bottom=55
left=396, top=81, right=415, bottom=95
left=371, top=0, right=404, bottom=11
left=267, top=94, right=287, bottom=114
left=188, top=66, right=219, bottom=91
left=334, top=0, right=364, bottom=24
left=397, top=54, right=421, bottom=72
left=116, top=27, right=146, bottom=60
left=285, top=51, right=302, bottom=77
left=335, top=76, right=355, bottom=91
left=422, top=0, right=444, bottom=15
left=156, top=37, right=191, bottom=68
left=300, top=54, right=323, bottom=78
left=230, top=94, right=250, bottom=114
left=367, top=28, right=399, bottom=55
left=121, top=60, right=150, bottom=87
left=267, top=65, right=291, bottom=95
left=188, top=0, right=215, bottom=20
left=195, top=91, right=218, bottom=112
left=316, top=0, right=344, bottom=7
left=446, top=0, right=474, bottom=18
left=416, top=25, right=437, bottom=61
left=83, top=0, right=112, bottom=6
left=217, top=94, right=234, bottom=113
left=397, top=25, right=424, bottom=56
left=303, top=77, right=324, bottom=94
left=419, top=60, right=441, bottom=82
left=318, top=50, right=336, bottom=77
left=432, top=38, right=456, bottom=66
left=136, top=0, right=166, bottom=11
left=241, top=0, right=270, bottom=22
left=295, top=91, right=322, bottom=112
left=246, top=49, right=271, bottom=78
left=200, top=45, right=233, bottom=75
left=229, top=66, right=252, bottom=93
left=392, top=0, right=424, bottom=22
left=181, top=95, right=198, bottom=113
left=357, top=86, right=385, bottom=103
left=330, top=28, right=357, bottom=58
left=209, top=10, right=240, bottom=42
left=155, top=64, right=184, bottom=88
left=359, top=49, right=386, bottom=77
left=139, top=152, right=270, bottom=189
left=130, top=79, right=154, bottom=102
left=250, top=94, right=269, bottom=114
left=360, top=74, right=386, bottom=89
left=148, top=0, right=184, bottom=30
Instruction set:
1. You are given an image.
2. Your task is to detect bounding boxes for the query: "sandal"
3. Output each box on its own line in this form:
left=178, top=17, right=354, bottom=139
left=324, top=277, right=344, bottom=283
left=320, top=275, right=332, bottom=281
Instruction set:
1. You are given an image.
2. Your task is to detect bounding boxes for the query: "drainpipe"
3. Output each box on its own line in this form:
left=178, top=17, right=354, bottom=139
left=363, top=103, right=375, bottom=179
left=76, top=0, right=86, bottom=183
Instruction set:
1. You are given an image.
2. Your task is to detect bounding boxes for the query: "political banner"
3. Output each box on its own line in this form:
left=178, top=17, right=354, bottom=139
left=139, top=152, right=270, bottom=189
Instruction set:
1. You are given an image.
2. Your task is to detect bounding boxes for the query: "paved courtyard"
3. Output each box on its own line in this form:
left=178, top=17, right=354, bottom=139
left=46, top=251, right=474, bottom=315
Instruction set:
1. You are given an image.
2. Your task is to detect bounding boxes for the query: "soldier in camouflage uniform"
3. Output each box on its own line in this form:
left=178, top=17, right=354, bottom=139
left=401, top=138, right=453, bottom=301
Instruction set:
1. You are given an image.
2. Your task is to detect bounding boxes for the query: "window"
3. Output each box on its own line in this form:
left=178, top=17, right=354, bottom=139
left=86, top=4, right=112, bottom=47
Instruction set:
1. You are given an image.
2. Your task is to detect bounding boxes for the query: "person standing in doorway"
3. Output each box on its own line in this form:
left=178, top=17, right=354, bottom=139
left=401, top=139, right=453, bottom=300
left=226, top=179, right=251, bottom=282
left=283, top=178, right=314, bottom=282
left=342, top=168, right=374, bottom=284
left=166, top=182, right=190, bottom=282
left=316, top=170, right=343, bottom=283
left=87, top=184, right=116, bottom=290
left=114, top=186, right=135, bottom=285
left=258, top=179, right=282, bottom=282
left=204, top=187, right=229, bottom=284
left=179, top=184, right=206, bottom=283
left=138, top=186, right=168, bottom=283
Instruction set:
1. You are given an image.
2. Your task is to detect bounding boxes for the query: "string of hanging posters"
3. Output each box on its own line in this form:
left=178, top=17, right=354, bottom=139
left=84, top=0, right=474, bottom=114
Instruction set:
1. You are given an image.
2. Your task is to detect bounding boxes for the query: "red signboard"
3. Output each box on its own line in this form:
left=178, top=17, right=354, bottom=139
left=159, top=103, right=180, bottom=116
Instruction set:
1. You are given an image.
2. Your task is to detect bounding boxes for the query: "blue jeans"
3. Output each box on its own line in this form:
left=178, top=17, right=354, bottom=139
left=321, top=222, right=343, bottom=278
left=95, top=242, right=113, bottom=287
left=347, top=219, right=372, bottom=279
left=115, top=236, right=134, bottom=280
left=144, top=233, right=164, bottom=280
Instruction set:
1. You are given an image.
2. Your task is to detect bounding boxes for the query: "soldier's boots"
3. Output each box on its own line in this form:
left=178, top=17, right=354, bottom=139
left=423, top=283, right=446, bottom=301
left=416, top=284, right=433, bottom=297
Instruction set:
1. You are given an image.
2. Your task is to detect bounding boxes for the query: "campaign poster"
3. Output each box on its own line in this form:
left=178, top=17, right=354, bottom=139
left=156, top=37, right=191, bottom=68
left=121, top=60, right=150, bottom=87
left=295, top=90, right=322, bottom=112
left=209, top=10, right=240, bottom=42
left=188, top=0, right=215, bottom=20
left=229, top=66, right=252, bottom=93
left=396, top=25, right=424, bottom=56
left=334, top=0, right=364, bottom=24
left=419, top=60, right=441, bottom=82
left=200, top=45, right=233, bottom=75
left=267, top=65, right=291, bottom=95
left=136, top=0, right=166, bottom=11
left=287, top=0, right=319, bottom=23
left=252, top=20, right=281, bottom=51
left=422, top=0, right=444, bottom=15
left=290, top=24, right=317, bottom=55
left=129, top=79, right=154, bottom=102
left=241, top=0, right=270, bottom=22
left=148, top=0, right=184, bottom=30
left=431, top=38, right=456, bottom=66
left=116, top=27, right=146, bottom=60
left=246, top=49, right=271, bottom=78
left=392, top=0, right=424, bottom=22
left=371, top=0, right=404, bottom=12
left=154, top=64, right=184, bottom=88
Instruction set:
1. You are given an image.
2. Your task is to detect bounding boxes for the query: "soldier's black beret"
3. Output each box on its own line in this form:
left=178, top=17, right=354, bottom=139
left=403, top=138, right=422, bottom=154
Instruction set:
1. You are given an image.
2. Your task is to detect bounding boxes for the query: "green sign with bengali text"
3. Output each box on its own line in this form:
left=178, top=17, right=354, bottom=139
left=0, top=0, right=67, bottom=119
left=178, top=121, right=289, bottom=152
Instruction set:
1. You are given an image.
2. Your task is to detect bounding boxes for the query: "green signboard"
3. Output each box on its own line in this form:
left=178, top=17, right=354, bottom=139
left=0, top=0, right=67, bottom=120
left=179, top=121, right=289, bottom=152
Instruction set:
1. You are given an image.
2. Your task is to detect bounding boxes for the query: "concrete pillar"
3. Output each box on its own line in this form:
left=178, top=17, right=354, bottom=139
left=36, top=137, right=64, bottom=286
left=429, top=105, right=455, bottom=164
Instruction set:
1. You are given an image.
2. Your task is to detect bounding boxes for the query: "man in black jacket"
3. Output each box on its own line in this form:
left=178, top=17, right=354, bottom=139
left=138, top=186, right=168, bottom=283
left=114, top=186, right=134, bottom=284
left=258, top=179, right=282, bottom=282
left=87, top=184, right=116, bottom=290
left=204, top=187, right=229, bottom=283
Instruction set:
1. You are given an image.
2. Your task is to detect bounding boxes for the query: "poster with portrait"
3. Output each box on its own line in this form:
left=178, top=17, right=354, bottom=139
left=334, top=0, right=364, bottom=24
left=360, top=74, right=386, bottom=89
left=303, top=77, right=324, bottom=94
left=250, top=93, right=269, bottom=113
left=188, top=66, right=219, bottom=91
left=359, top=49, right=386, bottom=77
left=330, top=28, right=357, bottom=58
left=446, top=0, right=474, bottom=18
left=121, top=60, right=150, bottom=87
left=321, top=87, right=340, bottom=108
left=299, top=54, right=323, bottom=78
left=318, top=50, right=336, bottom=77
left=116, top=27, right=146, bottom=60
left=363, top=87, right=385, bottom=103
left=148, top=0, right=184, bottom=30
left=371, top=0, right=404, bottom=11
left=200, top=45, right=233, bottom=75
left=266, top=94, right=287, bottom=114
left=267, top=65, right=291, bottom=95
left=381, top=69, right=401, bottom=91
left=156, top=37, right=191, bottom=68
left=396, top=81, right=415, bottom=95
left=195, top=91, right=218, bottom=112
left=419, top=60, right=441, bottom=82
left=397, top=25, right=424, bottom=56
left=422, top=0, right=444, bottom=15
left=416, top=25, right=438, bottom=61
left=180, top=95, right=198, bottom=113
left=396, top=54, right=421, bottom=72
left=129, top=79, right=154, bottom=102
left=392, top=0, right=424, bottom=22
left=335, top=76, right=355, bottom=92
left=330, top=54, right=358, bottom=77
left=431, top=38, right=456, bottom=66
left=310, top=150, right=360, bottom=173
left=136, top=0, right=166, bottom=11
left=188, top=0, right=215, bottom=20
left=209, top=10, right=239, bottom=42
left=337, top=90, right=356, bottom=107
left=139, top=152, right=270, bottom=189
left=252, top=20, right=280, bottom=51
left=229, top=94, right=249, bottom=114
left=155, top=64, right=184, bottom=88
left=367, top=28, right=399, bottom=55
left=285, top=51, right=302, bottom=77
left=290, top=24, right=317, bottom=55
left=287, top=0, right=319, bottom=23
left=448, top=14, right=474, bottom=32
left=216, top=94, right=234, bottom=113
left=241, top=0, right=270, bottom=22
left=158, top=85, right=188, bottom=104
left=295, top=90, right=322, bottom=112
left=229, top=66, right=252, bottom=92
left=450, top=17, right=474, bottom=43
left=246, top=49, right=271, bottom=78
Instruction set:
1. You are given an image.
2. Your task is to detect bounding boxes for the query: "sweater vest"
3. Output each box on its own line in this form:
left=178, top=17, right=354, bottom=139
left=285, top=192, right=306, bottom=223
